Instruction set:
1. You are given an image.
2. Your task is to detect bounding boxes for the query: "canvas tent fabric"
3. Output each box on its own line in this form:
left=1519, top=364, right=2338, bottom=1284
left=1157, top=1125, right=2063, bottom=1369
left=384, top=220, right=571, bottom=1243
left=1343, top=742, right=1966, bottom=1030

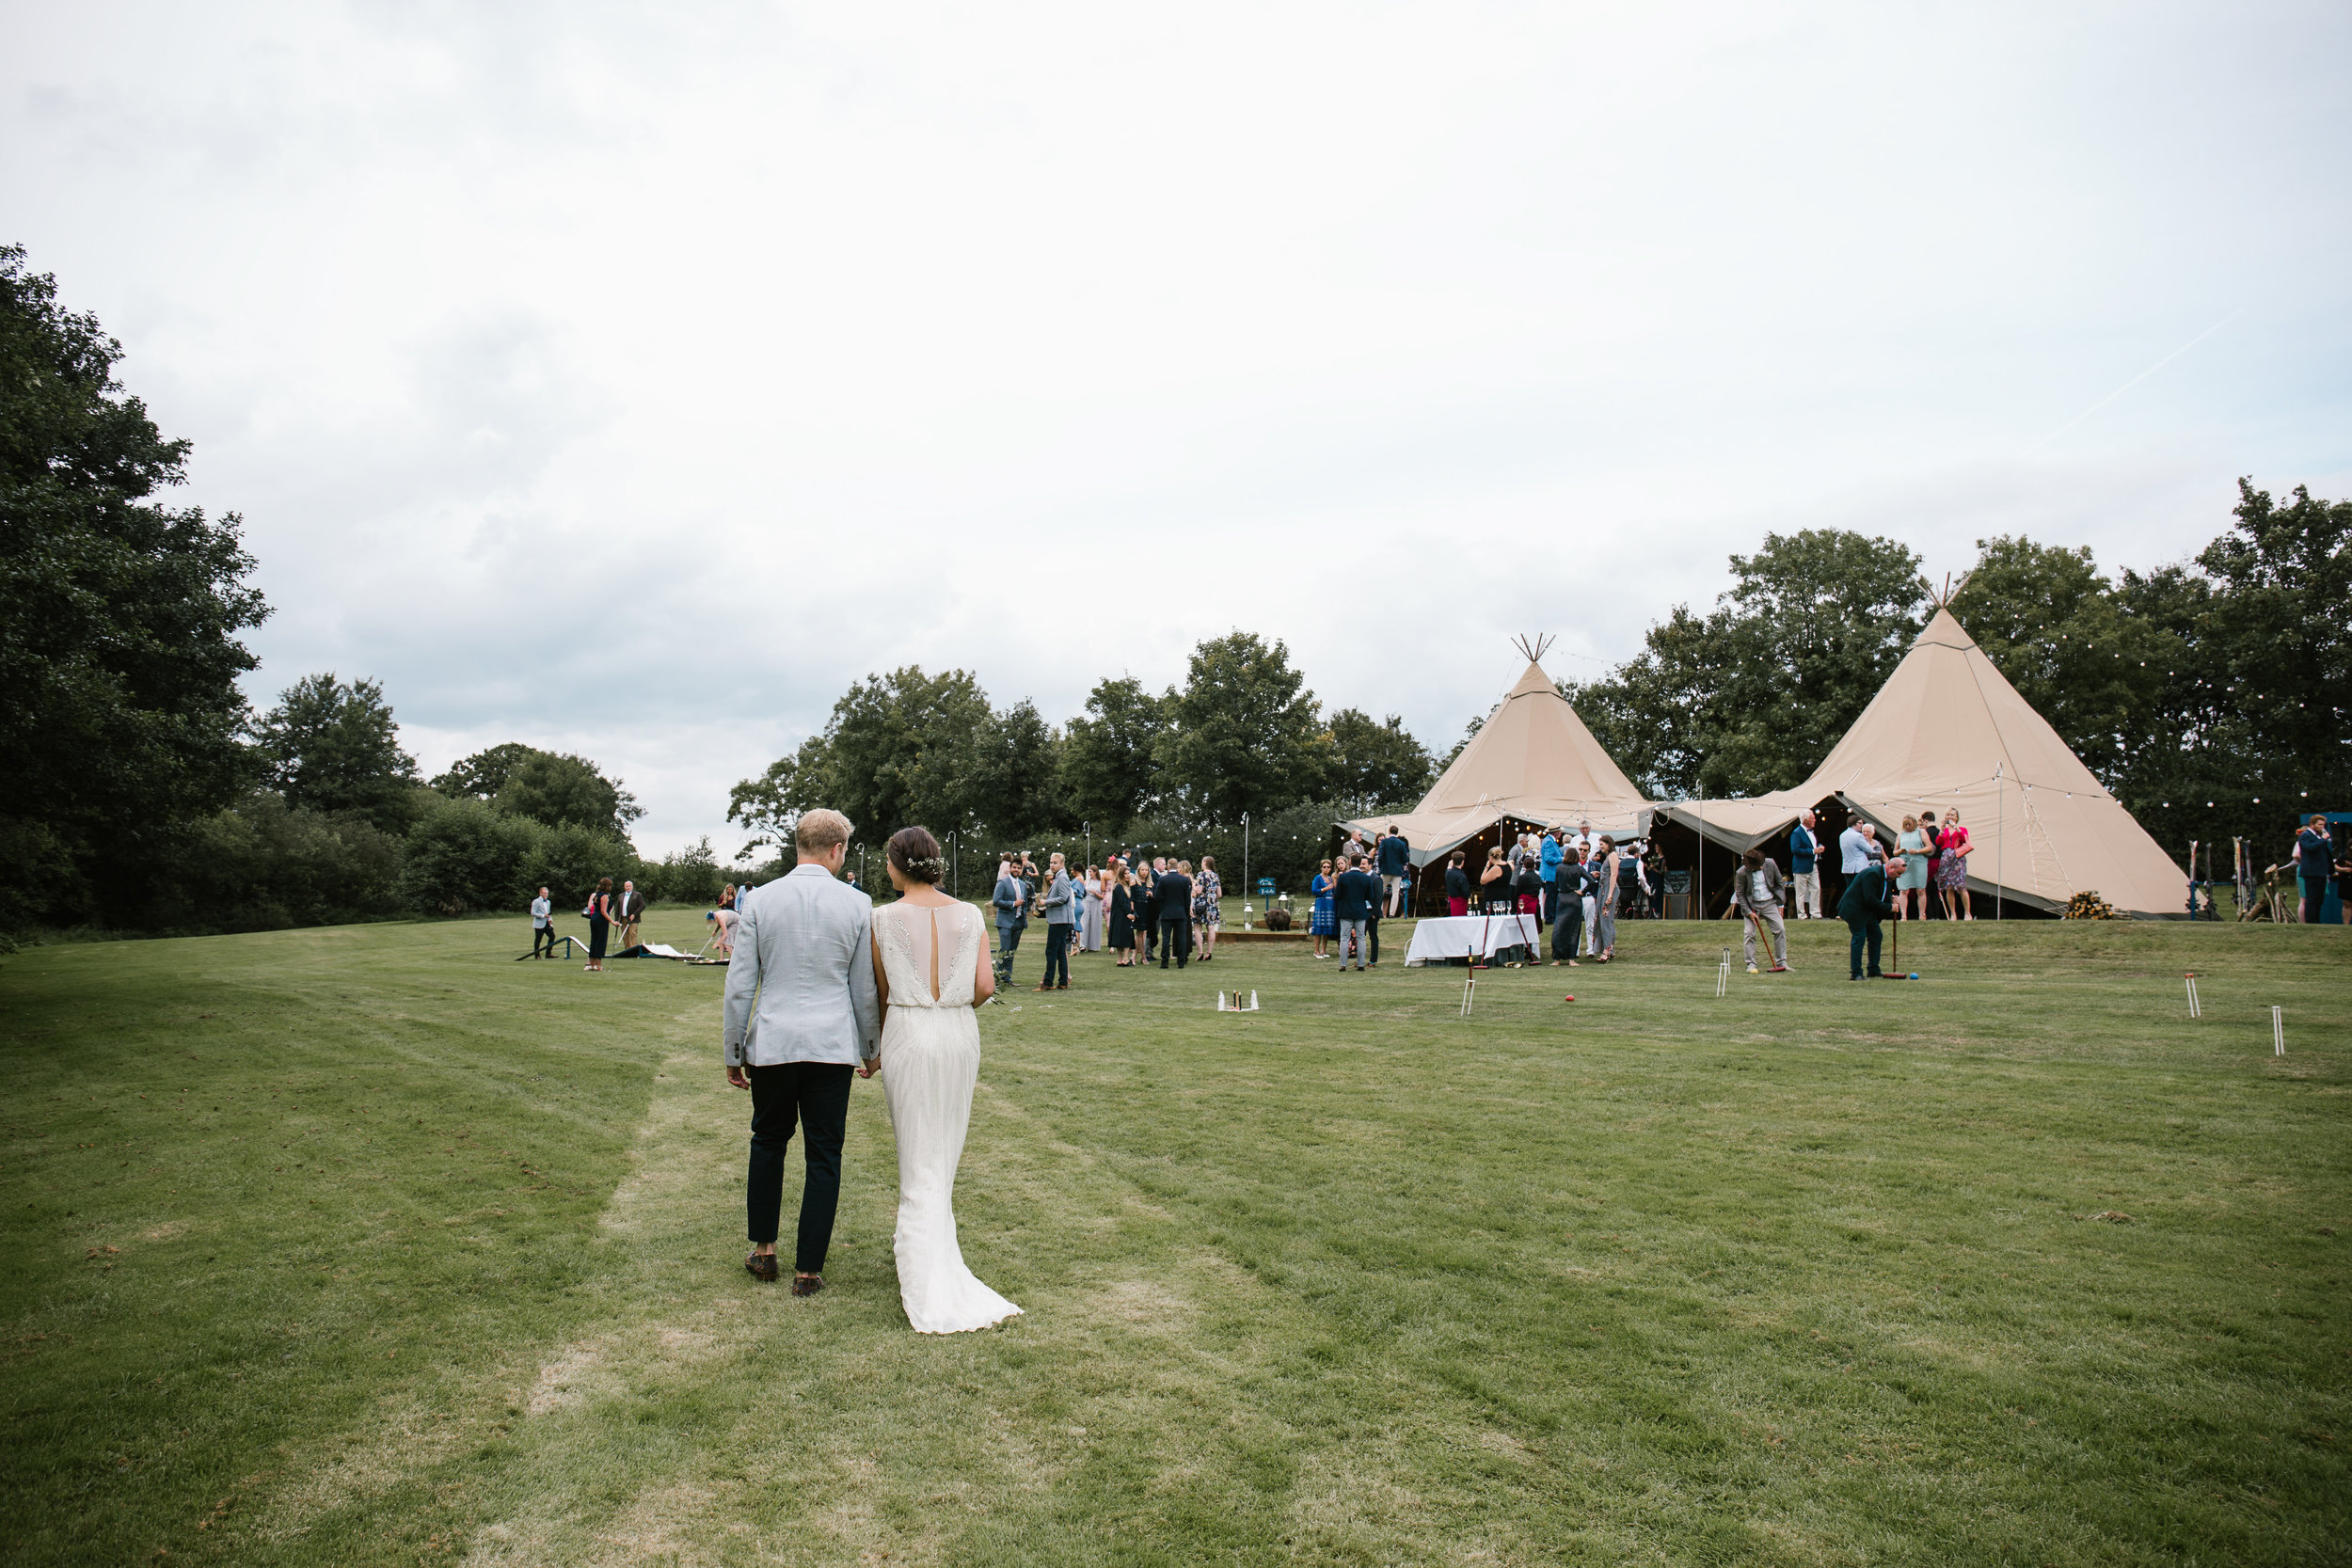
left=1343, top=660, right=1648, bottom=864
left=1652, top=608, right=2187, bottom=916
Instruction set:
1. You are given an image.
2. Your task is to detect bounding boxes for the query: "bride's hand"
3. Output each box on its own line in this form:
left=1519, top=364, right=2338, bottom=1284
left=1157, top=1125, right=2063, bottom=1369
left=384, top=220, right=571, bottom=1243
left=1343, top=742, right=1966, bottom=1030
left=858, top=1057, right=880, bottom=1079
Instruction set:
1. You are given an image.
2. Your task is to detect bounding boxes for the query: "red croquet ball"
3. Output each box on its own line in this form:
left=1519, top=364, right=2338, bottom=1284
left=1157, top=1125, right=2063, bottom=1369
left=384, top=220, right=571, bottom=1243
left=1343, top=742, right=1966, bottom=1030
left=1562, top=994, right=1576, bottom=1002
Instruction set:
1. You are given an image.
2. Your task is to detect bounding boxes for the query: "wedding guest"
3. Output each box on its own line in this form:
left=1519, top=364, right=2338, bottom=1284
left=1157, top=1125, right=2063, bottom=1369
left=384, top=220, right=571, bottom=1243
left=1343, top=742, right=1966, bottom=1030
left=1788, top=811, right=1822, bottom=920
left=1108, top=866, right=1137, bottom=966
left=1309, top=858, right=1337, bottom=958
left=1157, top=860, right=1195, bottom=969
left=1479, top=845, right=1512, bottom=911
left=1138, top=859, right=1163, bottom=963
left=1539, top=829, right=1565, bottom=923
left=1895, top=816, right=1931, bottom=921
left=1732, top=847, right=1788, bottom=973
left=1514, top=847, right=1544, bottom=918
left=1551, top=847, right=1588, bottom=965
left=1917, top=810, right=1941, bottom=903
left=1444, top=850, right=1471, bottom=916
left=614, top=879, right=646, bottom=949
left=1840, top=852, right=1901, bottom=979
left=1377, top=825, right=1411, bottom=917
left=1080, top=865, right=1106, bottom=952
left=1332, top=853, right=1379, bottom=973
left=1589, top=837, right=1619, bottom=962
left=2296, top=815, right=2335, bottom=925
left=1838, top=816, right=1875, bottom=877
left=1036, top=851, right=1074, bottom=991
left=991, top=858, right=1025, bottom=984
left=584, top=877, right=613, bottom=972
left=1340, top=828, right=1374, bottom=872
left=1579, top=835, right=1600, bottom=954
left=531, top=884, right=556, bottom=958
left=1194, top=855, right=1223, bottom=960
left=1936, top=808, right=1974, bottom=920
left=708, top=896, right=737, bottom=958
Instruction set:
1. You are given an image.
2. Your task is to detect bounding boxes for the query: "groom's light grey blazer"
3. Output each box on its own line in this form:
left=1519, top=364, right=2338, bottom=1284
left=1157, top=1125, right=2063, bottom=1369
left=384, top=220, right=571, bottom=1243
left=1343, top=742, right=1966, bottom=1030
left=723, top=863, right=882, bottom=1069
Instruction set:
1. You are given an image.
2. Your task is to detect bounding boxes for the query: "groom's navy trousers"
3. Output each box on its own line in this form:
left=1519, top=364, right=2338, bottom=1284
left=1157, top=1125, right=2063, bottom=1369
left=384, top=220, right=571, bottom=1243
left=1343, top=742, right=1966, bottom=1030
left=746, top=1061, right=854, bottom=1274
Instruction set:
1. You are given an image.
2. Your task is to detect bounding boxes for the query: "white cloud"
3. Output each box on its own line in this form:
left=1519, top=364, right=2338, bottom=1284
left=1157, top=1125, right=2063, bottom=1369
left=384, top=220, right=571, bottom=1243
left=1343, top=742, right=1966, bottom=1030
left=8, top=0, right=2348, bottom=851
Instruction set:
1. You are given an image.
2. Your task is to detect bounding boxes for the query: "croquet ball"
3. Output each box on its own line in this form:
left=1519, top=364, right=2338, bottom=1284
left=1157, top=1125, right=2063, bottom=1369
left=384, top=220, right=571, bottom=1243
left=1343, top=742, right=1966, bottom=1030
left=1908, top=973, right=1919, bottom=980
left=1562, top=994, right=1576, bottom=1003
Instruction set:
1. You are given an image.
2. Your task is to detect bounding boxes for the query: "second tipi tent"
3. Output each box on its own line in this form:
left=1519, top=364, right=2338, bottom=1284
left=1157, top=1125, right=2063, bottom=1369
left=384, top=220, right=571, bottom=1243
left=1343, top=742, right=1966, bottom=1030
left=1653, top=607, right=2187, bottom=916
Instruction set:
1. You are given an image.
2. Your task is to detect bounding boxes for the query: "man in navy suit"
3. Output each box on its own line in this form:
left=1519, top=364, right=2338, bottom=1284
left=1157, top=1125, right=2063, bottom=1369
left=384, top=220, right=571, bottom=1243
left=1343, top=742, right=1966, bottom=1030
left=1156, top=862, right=1195, bottom=968
left=1837, top=853, right=1901, bottom=980
left=1333, top=854, right=1381, bottom=972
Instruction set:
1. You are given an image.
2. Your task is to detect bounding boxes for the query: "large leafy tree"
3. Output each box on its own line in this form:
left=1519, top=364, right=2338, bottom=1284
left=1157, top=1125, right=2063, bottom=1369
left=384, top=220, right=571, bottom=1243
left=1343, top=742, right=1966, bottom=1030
left=1160, top=633, right=1333, bottom=823
left=728, top=666, right=992, bottom=853
left=1949, top=536, right=2180, bottom=784
left=967, top=699, right=1066, bottom=837
left=1327, top=708, right=1432, bottom=813
left=1060, top=675, right=1167, bottom=830
left=430, top=742, right=541, bottom=801
left=434, top=742, right=642, bottom=837
left=2115, top=481, right=2351, bottom=857
left=249, top=673, right=421, bottom=832
left=0, top=246, right=271, bottom=927
left=1568, top=531, right=1928, bottom=798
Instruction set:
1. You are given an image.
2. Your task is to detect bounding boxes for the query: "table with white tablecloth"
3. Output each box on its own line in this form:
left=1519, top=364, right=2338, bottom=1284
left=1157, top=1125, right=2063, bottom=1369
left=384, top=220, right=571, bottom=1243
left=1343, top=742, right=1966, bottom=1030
left=1403, top=912, right=1545, bottom=965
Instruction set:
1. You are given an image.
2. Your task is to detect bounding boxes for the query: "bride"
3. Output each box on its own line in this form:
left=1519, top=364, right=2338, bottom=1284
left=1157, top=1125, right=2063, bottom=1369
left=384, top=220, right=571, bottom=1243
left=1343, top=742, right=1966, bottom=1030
left=866, top=826, right=1023, bottom=1334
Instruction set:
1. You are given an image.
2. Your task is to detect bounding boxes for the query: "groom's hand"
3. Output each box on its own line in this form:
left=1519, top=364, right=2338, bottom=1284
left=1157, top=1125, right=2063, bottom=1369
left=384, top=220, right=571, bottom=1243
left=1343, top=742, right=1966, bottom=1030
left=857, top=1056, right=880, bottom=1079
left=726, top=1064, right=750, bottom=1090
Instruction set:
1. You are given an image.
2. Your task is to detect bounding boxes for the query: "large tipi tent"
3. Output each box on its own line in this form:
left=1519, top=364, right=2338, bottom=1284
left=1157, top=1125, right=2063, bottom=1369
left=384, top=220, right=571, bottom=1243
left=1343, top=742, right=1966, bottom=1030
left=1653, top=607, right=2187, bottom=916
left=1342, top=649, right=1648, bottom=869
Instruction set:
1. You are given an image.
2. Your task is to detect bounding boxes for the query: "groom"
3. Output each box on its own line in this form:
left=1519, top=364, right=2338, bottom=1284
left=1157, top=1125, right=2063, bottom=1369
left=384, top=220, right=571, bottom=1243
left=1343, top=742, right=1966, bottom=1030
left=723, top=807, right=881, bottom=1296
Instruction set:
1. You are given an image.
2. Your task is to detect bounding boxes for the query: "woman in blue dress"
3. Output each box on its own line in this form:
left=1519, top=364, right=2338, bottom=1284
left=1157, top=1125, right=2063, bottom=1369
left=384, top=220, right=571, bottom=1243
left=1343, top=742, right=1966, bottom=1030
left=1309, top=857, right=1337, bottom=958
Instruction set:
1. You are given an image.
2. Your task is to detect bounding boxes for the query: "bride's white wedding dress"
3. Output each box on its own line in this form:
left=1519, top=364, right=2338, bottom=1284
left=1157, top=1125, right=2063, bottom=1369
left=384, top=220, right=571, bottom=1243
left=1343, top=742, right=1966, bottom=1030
left=875, top=900, right=1023, bottom=1335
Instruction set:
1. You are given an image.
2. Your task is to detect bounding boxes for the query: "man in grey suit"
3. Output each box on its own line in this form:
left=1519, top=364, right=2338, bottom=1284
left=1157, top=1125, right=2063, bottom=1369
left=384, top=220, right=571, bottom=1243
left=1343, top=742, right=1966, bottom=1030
left=723, top=808, right=880, bottom=1295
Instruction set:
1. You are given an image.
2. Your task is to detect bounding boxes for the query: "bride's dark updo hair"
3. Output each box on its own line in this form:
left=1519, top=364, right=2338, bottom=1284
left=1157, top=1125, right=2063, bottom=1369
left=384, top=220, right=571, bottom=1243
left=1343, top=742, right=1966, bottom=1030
left=887, top=826, right=946, bottom=885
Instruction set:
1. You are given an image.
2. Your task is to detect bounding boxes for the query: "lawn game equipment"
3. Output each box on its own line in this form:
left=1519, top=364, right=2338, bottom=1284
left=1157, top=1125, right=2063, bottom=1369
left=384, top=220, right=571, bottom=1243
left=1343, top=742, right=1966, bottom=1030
left=1715, top=947, right=1730, bottom=997
left=2184, top=972, right=2202, bottom=1018
left=1215, top=990, right=1261, bottom=1012
left=1459, top=969, right=1477, bottom=1017
left=516, top=934, right=583, bottom=960
left=2185, top=841, right=2221, bottom=921
left=2273, top=1006, right=2285, bottom=1056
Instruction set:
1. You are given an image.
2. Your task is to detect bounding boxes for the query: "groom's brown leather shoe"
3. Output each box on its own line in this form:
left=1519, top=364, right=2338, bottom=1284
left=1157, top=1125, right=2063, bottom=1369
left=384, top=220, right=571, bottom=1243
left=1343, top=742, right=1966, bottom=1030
left=790, top=1274, right=823, bottom=1297
left=744, top=1251, right=778, bottom=1282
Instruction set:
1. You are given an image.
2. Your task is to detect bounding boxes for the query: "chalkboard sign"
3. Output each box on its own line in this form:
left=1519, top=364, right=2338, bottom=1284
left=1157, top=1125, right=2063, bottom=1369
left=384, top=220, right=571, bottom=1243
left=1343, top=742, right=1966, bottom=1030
left=1666, top=870, right=1692, bottom=895
left=1257, top=879, right=1276, bottom=895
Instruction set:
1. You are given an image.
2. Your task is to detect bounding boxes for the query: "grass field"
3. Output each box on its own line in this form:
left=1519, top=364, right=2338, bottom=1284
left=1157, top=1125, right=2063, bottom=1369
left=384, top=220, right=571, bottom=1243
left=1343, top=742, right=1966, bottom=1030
left=3, top=909, right=2346, bottom=1565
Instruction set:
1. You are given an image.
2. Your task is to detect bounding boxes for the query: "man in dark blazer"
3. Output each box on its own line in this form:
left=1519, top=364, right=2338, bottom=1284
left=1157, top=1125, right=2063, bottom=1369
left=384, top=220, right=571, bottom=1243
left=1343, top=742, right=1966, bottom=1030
left=1333, top=854, right=1380, bottom=972
left=1837, top=853, right=1902, bottom=980
left=614, top=879, right=647, bottom=949
left=1155, top=862, right=1193, bottom=969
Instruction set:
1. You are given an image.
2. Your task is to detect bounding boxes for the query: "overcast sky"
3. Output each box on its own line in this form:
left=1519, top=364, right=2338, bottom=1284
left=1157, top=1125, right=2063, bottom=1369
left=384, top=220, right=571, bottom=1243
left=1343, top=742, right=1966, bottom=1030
left=8, top=1, right=2348, bottom=858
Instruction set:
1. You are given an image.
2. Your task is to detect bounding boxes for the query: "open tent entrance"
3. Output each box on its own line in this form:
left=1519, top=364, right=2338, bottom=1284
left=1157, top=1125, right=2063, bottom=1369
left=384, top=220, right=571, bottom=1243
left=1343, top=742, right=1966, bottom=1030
left=1339, top=639, right=1648, bottom=913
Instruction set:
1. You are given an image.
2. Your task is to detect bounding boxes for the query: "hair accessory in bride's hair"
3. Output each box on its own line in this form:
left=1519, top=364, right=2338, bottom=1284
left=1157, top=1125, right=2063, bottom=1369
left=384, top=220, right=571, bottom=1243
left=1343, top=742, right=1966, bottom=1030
left=885, top=826, right=948, bottom=883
